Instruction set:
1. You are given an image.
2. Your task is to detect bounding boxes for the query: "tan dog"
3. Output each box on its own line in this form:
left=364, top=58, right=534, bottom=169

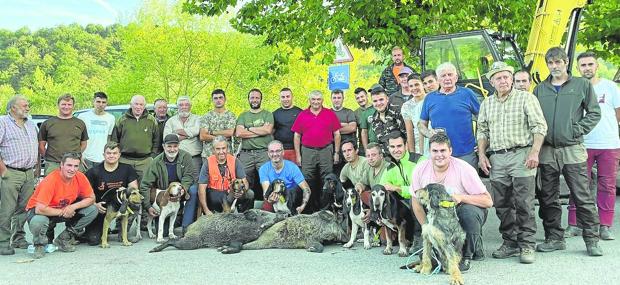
left=224, top=179, right=247, bottom=213
left=147, top=182, right=189, bottom=243
left=100, top=187, right=143, bottom=248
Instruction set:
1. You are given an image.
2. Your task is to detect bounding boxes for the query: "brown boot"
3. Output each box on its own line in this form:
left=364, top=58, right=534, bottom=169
left=0, top=241, right=15, bottom=255
left=53, top=230, right=76, bottom=252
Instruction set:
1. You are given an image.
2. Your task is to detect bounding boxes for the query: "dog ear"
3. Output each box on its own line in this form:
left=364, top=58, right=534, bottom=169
left=430, top=189, right=440, bottom=208
left=352, top=191, right=361, bottom=216
left=160, top=190, right=170, bottom=207
left=335, top=179, right=344, bottom=201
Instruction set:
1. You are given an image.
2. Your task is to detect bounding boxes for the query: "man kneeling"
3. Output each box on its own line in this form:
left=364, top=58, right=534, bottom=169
left=26, top=152, right=97, bottom=258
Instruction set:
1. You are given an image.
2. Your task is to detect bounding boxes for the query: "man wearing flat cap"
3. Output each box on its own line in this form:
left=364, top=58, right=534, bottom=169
left=477, top=62, right=548, bottom=264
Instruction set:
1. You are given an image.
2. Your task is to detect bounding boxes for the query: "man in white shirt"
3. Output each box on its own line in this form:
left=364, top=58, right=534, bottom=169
left=77, top=92, right=115, bottom=170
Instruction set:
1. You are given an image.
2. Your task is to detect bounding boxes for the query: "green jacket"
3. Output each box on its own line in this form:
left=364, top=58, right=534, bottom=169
left=533, top=75, right=601, bottom=147
left=140, top=150, right=195, bottom=209
left=112, top=109, right=160, bottom=158
left=380, top=151, right=426, bottom=199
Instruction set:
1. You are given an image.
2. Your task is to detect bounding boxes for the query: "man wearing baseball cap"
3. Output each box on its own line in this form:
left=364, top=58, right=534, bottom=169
left=389, top=66, right=415, bottom=111
left=477, top=62, right=548, bottom=264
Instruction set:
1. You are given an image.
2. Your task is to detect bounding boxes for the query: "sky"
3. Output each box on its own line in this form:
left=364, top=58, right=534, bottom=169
left=0, top=0, right=142, bottom=31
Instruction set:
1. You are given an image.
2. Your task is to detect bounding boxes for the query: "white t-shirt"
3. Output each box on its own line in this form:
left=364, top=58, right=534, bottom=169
left=78, top=110, right=116, bottom=162
left=584, top=78, right=620, bottom=149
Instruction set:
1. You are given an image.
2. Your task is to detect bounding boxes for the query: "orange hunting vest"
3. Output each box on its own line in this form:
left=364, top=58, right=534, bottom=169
left=207, top=154, right=236, bottom=192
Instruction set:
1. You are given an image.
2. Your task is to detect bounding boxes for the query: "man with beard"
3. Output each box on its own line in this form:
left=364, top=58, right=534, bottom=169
left=235, top=89, right=274, bottom=199
left=379, top=46, right=415, bottom=95
left=77, top=92, right=116, bottom=170
left=273, top=88, right=302, bottom=163
left=0, top=95, right=39, bottom=255
left=200, top=89, right=237, bottom=158
left=401, top=74, right=428, bottom=155
left=164, top=96, right=202, bottom=178
left=353, top=87, right=376, bottom=156
left=368, top=84, right=405, bottom=153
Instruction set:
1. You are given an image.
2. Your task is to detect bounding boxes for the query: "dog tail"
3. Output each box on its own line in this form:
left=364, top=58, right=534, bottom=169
left=149, top=241, right=174, bottom=253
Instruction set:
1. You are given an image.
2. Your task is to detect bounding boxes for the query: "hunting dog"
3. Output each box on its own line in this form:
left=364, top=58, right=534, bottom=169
left=264, top=179, right=298, bottom=216
left=225, top=178, right=248, bottom=213
left=342, top=188, right=371, bottom=249
left=147, top=182, right=189, bottom=243
left=414, top=183, right=465, bottom=285
left=320, top=173, right=345, bottom=214
left=370, top=184, right=414, bottom=257
left=100, top=186, right=143, bottom=248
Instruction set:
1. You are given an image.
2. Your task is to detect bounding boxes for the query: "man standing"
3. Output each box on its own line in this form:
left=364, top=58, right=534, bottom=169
left=418, top=62, right=481, bottom=168
left=200, top=89, right=237, bottom=158
left=353, top=87, right=376, bottom=155
left=401, top=74, right=428, bottom=155
left=84, top=142, right=138, bottom=245
left=164, top=96, right=202, bottom=178
left=26, top=152, right=97, bottom=258
left=235, top=89, right=274, bottom=199
left=292, top=90, right=341, bottom=212
left=389, top=67, right=414, bottom=111
left=331, top=89, right=357, bottom=174
left=565, top=51, right=620, bottom=241
left=77, top=92, right=116, bottom=170
left=514, top=70, right=532, bottom=92
left=0, top=96, right=39, bottom=255
left=183, top=136, right=252, bottom=223
left=477, top=62, right=548, bottom=264
left=154, top=98, right=169, bottom=155
left=411, top=134, right=493, bottom=271
left=111, top=95, right=159, bottom=183
left=38, top=94, right=88, bottom=175
left=259, top=140, right=311, bottom=215
left=533, top=47, right=602, bottom=256
left=368, top=84, right=405, bottom=152
left=421, top=70, right=439, bottom=93
left=379, top=46, right=415, bottom=95
left=273, top=88, right=302, bottom=163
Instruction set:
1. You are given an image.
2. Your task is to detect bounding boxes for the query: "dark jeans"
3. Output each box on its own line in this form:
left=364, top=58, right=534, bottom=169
left=538, top=162, right=599, bottom=242
left=301, top=145, right=333, bottom=213
left=492, top=176, right=537, bottom=249
left=182, top=186, right=254, bottom=227
left=457, top=204, right=488, bottom=259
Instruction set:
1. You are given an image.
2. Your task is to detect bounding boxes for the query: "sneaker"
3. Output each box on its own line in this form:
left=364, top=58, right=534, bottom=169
left=0, top=242, right=15, bottom=255
left=519, top=248, right=535, bottom=264
left=600, top=226, right=615, bottom=240
left=11, top=239, right=29, bottom=249
left=458, top=258, right=471, bottom=272
left=564, top=225, right=582, bottom=238
left=53, top=230, right=76, bottom=252
left=586, top=241, right=603, bottom=256
left=492, top=244, right=520, bottom=259
left=32, top=245, right=45, bottom=259
left=536, top=239, right=566, bottom=252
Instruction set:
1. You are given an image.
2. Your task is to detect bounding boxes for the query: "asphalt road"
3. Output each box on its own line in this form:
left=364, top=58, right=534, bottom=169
left=1, top=203, right=619, bottom=285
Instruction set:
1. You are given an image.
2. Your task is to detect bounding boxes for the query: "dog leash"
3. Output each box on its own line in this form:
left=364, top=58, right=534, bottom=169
left=405, top=247, right=442, bottom=276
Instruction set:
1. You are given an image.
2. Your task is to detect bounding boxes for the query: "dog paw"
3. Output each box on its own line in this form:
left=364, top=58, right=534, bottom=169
left=100, top=243, right=110, bottom=249
left=398, top=248, right=408, bottom=257
left=418, top=264, right=432, bottom=275
left=383, top=247, right=393, bottom=255
left=128, top=236, right=140, bottom=243
left=169, top=234, right=178, bottom=240
left=363, top=242, right=372, bottom=250
left=343, top=242, right=354, bottom=248
left=371, top=241, right=381, bottom=247
left=148, top=233, right=156, bottom=239
left=122, top=241, right=133, bottom=246
left=156, top=238, right=166, bottom=243
left=450, top=276, right=464, bottom=285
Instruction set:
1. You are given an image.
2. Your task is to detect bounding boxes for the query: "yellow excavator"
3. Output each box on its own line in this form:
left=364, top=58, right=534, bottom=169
left=420, top=0, right=591, bottom=96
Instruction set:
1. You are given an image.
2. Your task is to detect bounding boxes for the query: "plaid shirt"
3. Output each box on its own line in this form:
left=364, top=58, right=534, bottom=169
left=0, top=115, right=38, bottom=169
left=477, top=88, right=548, bottom=151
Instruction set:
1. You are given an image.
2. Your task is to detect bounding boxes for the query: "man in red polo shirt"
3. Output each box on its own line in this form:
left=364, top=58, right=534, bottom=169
left=292, top=90, right=341, bottom=213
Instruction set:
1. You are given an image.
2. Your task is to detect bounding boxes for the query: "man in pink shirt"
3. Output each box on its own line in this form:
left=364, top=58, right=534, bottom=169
left=411, top=133, right=493, bottom=271
left=292, top=90, right=341, bottom=213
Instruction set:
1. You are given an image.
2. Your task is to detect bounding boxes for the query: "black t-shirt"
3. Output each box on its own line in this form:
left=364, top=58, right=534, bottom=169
left=165, top=156, right=180, bottom=183
left=273, top=106, right=302, bottom=149
left=85, top=162, right=139, bottom=201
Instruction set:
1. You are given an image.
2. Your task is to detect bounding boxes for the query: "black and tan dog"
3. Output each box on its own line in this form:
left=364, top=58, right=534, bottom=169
left=100, top=186, right=143, bottom=248
left=370, top=184, right=414, bottom=257
left=263, top=179, right=299, bottom=216
left=414, top=183, right=465, bottom=285
left=320, top=173, right=345, bottom=213
left=224, top=178, right=248, bottom=213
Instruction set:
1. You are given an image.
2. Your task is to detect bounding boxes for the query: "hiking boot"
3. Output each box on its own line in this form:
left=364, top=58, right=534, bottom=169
left=458, top=258, right=471, bottom=272
left=536, top=239, right=566, bottom=252
left=32, top=245, right=45, bottom=259
left=11, top=239, right=29, bottom=249
left=600, top=226, right=615, bottom=240
left=519, top=248, right=535, bottom=264
left=586, top=241, right=603, bottom=256
left=492, top=244, right=520, bottom=259
left=564, top=225, right=582, bottom=238
left=0, top=242, right=15, bottom=255
left=53, top=230, right=76, bottom=252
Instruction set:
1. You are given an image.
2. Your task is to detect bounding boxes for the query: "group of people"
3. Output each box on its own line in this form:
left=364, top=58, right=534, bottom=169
left=0, top=46, right=617, bottom=272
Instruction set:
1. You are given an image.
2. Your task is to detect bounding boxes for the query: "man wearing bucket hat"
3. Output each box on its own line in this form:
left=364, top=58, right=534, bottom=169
left=477, top=62, right=548, bottom=264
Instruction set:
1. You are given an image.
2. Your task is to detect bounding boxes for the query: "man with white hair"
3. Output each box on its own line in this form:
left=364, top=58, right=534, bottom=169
left=164, top=96, right=202, bottom=177
left=418, top=62, right=481, bottom=168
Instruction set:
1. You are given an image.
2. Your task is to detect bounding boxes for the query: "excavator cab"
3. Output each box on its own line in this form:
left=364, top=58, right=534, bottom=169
left=420, top=29, right=525, bottom=100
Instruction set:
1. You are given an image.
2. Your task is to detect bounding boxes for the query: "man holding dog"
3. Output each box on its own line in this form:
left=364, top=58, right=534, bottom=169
left=259, top=140, right=311, bottom=215
left=26, top=152, right=97, bottom=259
left=477, top=62, right=548, bottom=264
left=411, top=134, right=493, bottom=271
left=83, top=142, right=139, bottom=246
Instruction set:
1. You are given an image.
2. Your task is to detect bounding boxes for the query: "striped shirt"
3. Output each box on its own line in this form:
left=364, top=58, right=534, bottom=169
left=477, top=88, right=547, bottom=151
left=0, top=115, right=38, bottom=169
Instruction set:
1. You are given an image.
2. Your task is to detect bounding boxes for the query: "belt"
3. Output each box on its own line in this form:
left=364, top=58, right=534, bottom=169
left=303, top=144, right=332, bottom=150
left=241, top=148, right=267, bottom=153
left=7, top=166, right=33, bottom=172
left=488, top=145, right=530, bottom=156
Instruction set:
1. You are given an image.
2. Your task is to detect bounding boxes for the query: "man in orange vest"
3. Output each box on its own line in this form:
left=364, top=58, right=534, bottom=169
left=182, top=136, right=253, bottom=226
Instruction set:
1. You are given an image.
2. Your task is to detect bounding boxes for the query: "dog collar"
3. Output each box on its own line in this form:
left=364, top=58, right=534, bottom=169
left=439, top=200, right=456, bottom=208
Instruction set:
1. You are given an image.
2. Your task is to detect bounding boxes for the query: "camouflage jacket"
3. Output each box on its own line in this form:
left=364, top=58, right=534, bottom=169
left=369, top=106, right=405, bottom=151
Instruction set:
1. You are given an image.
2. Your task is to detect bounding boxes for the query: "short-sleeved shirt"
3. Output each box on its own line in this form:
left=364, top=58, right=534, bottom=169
left=410, top=158, right=488, bottom=198
left=85, top=162, right=138, bottom=201
left=273, top=106, right=302, bottom=150
left=358, top=159, right=391, bottom=188
left=200, top=110, right=237, bottom=157
left=340, top=156, right=369, bottom=185
left=356, top=106, right=378, bottom=144
left=584, top=78, right=620, bottom=149
left=333, top=107, right=357, bottom=146
left=291, top=107, right=341, bottom=148
left=401, top=98, right=429, bottom=155
left=236, top=110, right=274, bottom=150
left=259, top=160, right=305, bottom=189
left=38, top=117, right=89, bottom=163
left=420, top=86, right=480, bottom=156
left=26, top=170, right=94, bottom=210
left=198, top=157, right=246, bottom=184
left=77, top=110, right=116, bottom=162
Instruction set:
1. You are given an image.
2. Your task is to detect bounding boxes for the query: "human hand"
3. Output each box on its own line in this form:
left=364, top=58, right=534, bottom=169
left=524, top=150, right=539, bottom=169
left=478, top=154, right=491, bottom=175
left=296, top=204, right=305, bottom=214
left=148, top=207, right=160, bottom=217
left=95, top=202, right=107, bottom=214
